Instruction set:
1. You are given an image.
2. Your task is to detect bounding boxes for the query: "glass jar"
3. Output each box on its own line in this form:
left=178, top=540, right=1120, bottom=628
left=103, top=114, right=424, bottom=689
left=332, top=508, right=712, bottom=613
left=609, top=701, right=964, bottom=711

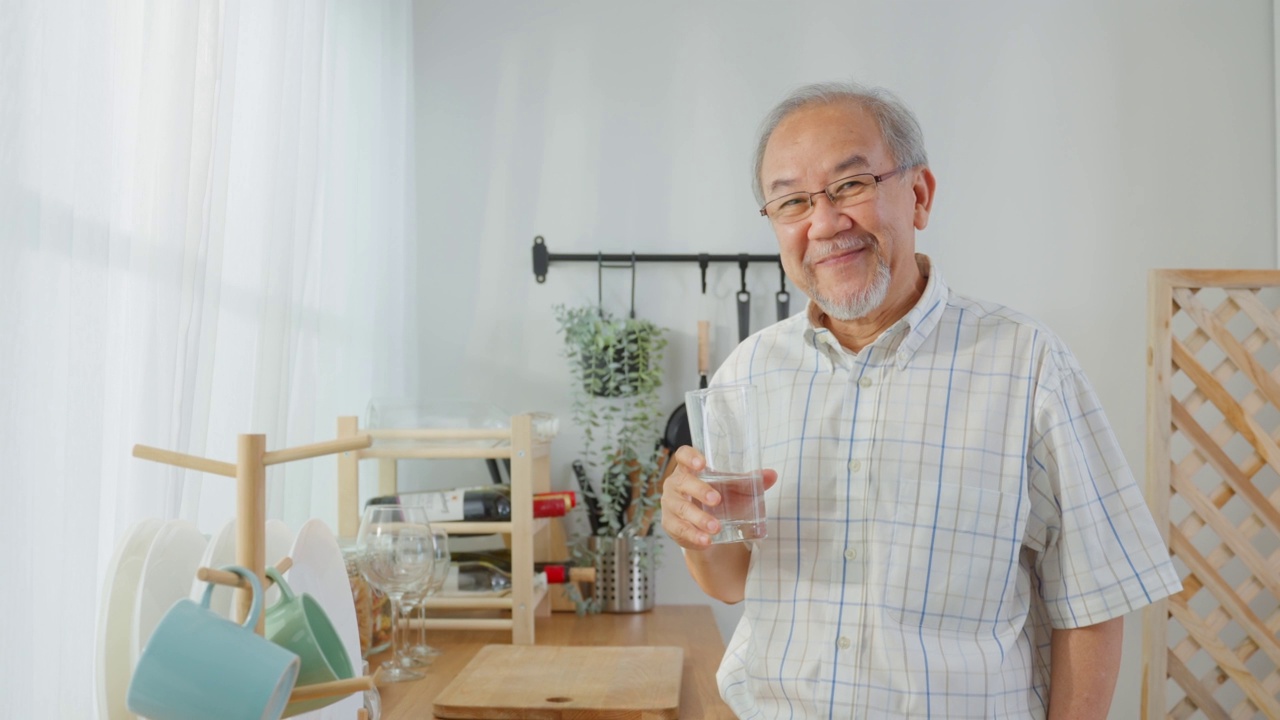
left=369, top=586, right=392, bottom=657
left=340, top=538, right=381, bottom=659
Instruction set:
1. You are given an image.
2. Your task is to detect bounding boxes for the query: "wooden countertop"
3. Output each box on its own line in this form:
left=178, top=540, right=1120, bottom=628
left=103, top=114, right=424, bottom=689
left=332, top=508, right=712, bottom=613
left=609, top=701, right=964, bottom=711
left=372, top=604, right=735, bottom=719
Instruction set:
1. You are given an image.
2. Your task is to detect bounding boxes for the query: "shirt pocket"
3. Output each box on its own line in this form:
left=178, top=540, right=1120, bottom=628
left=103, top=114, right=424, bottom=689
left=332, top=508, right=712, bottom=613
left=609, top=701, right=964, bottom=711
left=880, top=480, right=1021, bottom=635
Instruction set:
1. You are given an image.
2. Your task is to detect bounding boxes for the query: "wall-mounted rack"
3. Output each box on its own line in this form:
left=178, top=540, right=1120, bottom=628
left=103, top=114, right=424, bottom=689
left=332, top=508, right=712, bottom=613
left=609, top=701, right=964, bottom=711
left=531, top=235, right=781, bottom=292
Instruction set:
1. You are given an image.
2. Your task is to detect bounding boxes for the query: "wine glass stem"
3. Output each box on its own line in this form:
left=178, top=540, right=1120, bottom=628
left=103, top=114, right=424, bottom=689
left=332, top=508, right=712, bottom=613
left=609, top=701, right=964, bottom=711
left=417, top=600, right=427, bottom=648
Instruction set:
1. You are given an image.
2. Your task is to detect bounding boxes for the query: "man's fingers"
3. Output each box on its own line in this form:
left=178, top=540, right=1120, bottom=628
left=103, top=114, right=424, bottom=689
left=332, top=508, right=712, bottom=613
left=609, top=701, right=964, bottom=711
left=664, top=511, right=713, bottom=548
left=660, top=459, right=720, bottom=549
left=670, top=445, right=706, bottom=473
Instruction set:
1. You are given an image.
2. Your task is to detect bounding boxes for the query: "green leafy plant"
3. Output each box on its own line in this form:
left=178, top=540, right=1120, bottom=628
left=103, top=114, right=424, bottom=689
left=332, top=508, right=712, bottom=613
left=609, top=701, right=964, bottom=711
left=554, top=304, right=668, bottom=613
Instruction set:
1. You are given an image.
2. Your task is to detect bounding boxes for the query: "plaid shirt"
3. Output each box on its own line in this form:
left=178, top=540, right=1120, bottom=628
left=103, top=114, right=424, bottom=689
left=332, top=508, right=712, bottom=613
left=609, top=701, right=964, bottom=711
left=713, top=255, right=1180, bottom=719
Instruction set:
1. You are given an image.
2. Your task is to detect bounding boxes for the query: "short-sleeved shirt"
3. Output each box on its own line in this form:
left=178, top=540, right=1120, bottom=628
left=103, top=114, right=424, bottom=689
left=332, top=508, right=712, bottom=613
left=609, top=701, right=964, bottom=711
left=713, top=254, right=1180, bottom=719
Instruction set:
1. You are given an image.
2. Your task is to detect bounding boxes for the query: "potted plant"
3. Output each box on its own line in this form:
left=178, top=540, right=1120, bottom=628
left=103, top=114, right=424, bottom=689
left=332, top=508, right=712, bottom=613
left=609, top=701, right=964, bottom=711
left=554, top=304, right=668, bottom=613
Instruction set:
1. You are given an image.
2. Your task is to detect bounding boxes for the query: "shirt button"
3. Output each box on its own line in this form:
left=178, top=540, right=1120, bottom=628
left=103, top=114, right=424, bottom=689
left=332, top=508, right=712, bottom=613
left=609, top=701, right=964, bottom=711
left=859, top=376, right=872, bottom=388
left=848, top=459, right=862, bottom=472
left=837, top=636, right=852, bottom=650
left=844, top=547, right=857, bottom=560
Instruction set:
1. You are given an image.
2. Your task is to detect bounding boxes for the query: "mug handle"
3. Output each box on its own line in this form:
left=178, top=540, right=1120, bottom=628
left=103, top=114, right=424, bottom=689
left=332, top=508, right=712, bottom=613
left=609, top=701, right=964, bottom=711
left=264, top=566, right=296, bottom=604
left=201, top=564, right=264, bottom=631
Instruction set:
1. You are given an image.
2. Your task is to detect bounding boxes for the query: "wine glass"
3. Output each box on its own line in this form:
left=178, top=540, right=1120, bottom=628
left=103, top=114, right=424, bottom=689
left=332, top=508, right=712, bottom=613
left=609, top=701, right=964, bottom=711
left=395, top=522, right=450, bottom=670
left=356, top=504, right=435, bottom=682
left=406, top=529, right=451, bottom=662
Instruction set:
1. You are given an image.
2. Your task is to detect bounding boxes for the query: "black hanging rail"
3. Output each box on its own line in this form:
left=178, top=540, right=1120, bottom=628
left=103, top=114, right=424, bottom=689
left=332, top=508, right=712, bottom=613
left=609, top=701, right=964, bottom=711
left=532, top=236, right=781, bottom=292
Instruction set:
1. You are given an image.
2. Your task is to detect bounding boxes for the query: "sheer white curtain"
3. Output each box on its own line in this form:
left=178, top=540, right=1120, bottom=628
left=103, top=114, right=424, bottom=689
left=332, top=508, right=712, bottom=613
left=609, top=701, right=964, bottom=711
left=0, top=1, right=418, bottom=716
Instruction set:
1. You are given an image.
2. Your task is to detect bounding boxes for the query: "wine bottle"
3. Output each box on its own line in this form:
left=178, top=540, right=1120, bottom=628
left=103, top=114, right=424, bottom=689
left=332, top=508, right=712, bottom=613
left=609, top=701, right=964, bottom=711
left=540, top=564, right=595, bottom=584
left=449, top=550, right=596, bottom=584
left=439, top=561, right=513, bottom=595
left=367, top=486, right=574, bottom=522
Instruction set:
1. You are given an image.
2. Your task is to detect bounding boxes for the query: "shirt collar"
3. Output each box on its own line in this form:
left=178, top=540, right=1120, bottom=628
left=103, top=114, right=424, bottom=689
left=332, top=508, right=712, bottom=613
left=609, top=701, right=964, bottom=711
left=801, top=253, right=949, bottom=368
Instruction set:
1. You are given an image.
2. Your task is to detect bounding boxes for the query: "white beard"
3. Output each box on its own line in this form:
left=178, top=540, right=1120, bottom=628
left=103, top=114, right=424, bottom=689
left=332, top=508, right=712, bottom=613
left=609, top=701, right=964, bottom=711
left=803, top=236, right=892, bottom=321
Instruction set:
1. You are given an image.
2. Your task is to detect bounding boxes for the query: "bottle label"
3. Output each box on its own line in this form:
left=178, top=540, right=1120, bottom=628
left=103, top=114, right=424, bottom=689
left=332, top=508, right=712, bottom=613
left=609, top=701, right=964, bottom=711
left=399, top=489, right=467, bottom=522
left=377, top=486, right=569, bottom=522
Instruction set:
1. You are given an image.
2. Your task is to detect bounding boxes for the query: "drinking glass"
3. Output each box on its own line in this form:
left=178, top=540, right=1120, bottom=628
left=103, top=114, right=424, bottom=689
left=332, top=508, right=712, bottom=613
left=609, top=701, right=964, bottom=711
left=355, top=505, right=434, bottom=682
left=685, top=383, right=767, bottom=543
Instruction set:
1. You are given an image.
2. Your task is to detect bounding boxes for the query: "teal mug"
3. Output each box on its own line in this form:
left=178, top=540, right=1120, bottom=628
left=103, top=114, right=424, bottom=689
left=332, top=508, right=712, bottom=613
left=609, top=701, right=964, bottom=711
left=127, top=565, right=301, bottom=720
left=265, top=566, right=355, bottom=717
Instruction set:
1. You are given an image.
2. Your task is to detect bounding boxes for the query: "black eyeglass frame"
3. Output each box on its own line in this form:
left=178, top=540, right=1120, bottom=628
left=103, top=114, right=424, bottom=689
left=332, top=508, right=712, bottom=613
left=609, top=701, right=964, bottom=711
left=758, top=165, right=911, bottom=220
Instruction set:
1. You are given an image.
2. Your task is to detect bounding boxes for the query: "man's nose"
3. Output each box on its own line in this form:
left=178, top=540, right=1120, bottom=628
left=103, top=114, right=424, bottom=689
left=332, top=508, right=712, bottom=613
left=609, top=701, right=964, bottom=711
left=806, top=193, right=852, bottom=238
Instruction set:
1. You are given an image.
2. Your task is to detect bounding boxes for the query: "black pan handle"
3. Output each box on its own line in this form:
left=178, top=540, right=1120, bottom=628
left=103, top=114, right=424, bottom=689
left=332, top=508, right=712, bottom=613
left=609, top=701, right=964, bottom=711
left=697, top=320, right=710, bottom=389
left=737, top=290, right=750, bottom=341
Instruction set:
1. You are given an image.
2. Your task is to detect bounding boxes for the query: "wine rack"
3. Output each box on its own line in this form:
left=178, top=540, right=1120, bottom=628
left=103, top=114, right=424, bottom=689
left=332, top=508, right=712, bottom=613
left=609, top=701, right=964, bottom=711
left=335, top=413, right=552, bottom=644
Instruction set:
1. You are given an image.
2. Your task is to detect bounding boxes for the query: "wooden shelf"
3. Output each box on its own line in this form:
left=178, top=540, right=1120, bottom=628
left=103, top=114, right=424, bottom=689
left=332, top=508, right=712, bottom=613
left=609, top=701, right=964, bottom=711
left=430, top=518, right=548, bottom=536
left=357, top=446, right=513, bottom=460
left=423, top=582, right=548, bottom=610
left=337, top=413, right=553, bottom=645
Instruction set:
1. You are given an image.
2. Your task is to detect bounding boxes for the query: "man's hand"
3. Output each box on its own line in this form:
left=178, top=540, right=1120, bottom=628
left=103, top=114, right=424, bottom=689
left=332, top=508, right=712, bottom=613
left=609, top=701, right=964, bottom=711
left=660, top=445, right=778, bottom=550
left=660, top=445, right=777, bottom=604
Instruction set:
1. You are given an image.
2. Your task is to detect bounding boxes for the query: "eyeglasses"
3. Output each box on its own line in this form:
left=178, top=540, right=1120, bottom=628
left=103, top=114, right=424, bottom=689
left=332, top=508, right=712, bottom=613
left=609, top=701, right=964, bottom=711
left=759, top=166, right=909, bottom=223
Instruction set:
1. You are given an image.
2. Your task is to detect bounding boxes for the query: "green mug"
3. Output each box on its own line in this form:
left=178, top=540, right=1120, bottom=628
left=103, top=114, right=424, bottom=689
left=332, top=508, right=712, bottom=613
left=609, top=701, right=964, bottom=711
left=265, top=566, right=355, bottom=717
left=127, top=565, right=300, bottom=720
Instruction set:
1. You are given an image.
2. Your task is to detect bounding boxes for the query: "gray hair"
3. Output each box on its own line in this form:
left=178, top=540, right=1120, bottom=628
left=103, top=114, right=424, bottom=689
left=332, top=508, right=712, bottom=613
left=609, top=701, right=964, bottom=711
left=752, top=81, right=929, bottom=207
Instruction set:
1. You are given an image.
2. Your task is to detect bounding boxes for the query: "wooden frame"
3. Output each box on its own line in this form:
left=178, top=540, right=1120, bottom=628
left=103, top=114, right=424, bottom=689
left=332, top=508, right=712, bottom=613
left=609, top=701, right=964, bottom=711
left=132, top=432, right=377, bottom=716
left=336, top=413, right=554, bottom=645
left=1145, top=269, right=1280, bottom=718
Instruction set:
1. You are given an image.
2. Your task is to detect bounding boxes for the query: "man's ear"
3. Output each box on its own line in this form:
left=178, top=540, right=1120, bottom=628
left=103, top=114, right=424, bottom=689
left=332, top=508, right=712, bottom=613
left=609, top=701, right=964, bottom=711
left=912, top=167, right=936, bottom=230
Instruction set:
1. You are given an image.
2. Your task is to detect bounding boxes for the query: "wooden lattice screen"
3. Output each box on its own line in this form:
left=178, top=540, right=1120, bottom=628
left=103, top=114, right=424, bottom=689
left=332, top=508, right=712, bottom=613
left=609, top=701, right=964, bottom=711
left=1145, top=269, right=1280, bottom=719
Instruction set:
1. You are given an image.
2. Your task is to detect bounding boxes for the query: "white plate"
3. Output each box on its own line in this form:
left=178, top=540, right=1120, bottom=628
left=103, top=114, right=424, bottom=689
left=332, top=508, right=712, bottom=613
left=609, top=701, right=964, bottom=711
left=190, top=518, right=236, bottom=615
left=95, top=518, right=164, bottom=720
left=191, top=519, right=295, bottom=617
left=130, top=520, right=208, bottom=668
left=287, top=518, right=362, bottom=720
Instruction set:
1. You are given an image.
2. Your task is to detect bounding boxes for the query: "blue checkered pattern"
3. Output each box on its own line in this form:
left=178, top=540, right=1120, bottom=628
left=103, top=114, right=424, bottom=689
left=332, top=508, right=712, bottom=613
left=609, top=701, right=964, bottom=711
left=712, top=255, right=1180, bottom=719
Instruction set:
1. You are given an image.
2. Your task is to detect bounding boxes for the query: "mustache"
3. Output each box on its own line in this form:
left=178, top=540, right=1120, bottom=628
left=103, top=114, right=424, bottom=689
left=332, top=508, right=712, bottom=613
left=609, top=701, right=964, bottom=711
left=804, top=233, right=879, bottom=266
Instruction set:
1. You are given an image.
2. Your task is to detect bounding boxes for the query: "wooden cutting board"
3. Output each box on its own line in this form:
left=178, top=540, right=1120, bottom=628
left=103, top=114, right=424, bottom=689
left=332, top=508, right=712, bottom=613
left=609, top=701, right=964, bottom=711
left=433, top=645, right=684, bottom=719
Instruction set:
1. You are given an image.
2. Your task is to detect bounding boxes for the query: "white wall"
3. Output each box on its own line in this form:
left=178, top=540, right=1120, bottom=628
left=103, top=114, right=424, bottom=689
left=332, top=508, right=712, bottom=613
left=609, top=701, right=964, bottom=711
left=411, top=2, right=1275, bottom=716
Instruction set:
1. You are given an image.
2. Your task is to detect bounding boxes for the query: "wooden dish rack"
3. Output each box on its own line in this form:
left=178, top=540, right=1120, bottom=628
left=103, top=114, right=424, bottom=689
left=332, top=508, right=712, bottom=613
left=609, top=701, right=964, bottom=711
left=133, top=432, right=379, bottom=718
left=334, top=413, right=554, bottom=645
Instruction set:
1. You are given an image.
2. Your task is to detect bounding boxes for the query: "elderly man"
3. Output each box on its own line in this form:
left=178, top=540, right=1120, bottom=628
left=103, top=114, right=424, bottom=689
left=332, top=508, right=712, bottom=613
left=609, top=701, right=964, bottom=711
left=661, top=82, right=1180, bottom=719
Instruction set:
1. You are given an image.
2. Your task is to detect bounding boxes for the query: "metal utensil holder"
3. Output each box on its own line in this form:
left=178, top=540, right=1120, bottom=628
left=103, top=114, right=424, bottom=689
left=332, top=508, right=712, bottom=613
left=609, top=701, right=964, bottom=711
left=590, top=535, right=656, bottom=613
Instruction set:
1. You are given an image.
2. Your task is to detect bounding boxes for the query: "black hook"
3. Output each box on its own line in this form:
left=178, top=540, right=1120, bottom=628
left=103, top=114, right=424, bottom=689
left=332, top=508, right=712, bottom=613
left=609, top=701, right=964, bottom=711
left=738, top=254, right=749, bottom=293
left=776, top=261, right=791, bottom=321
left=596, top=252, right=605, bottom=316
left=629, top=252, right=637, bottom=319
left=597, top=251, right=639, bottom=318
left=699, top=253, right=709, bottom=294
